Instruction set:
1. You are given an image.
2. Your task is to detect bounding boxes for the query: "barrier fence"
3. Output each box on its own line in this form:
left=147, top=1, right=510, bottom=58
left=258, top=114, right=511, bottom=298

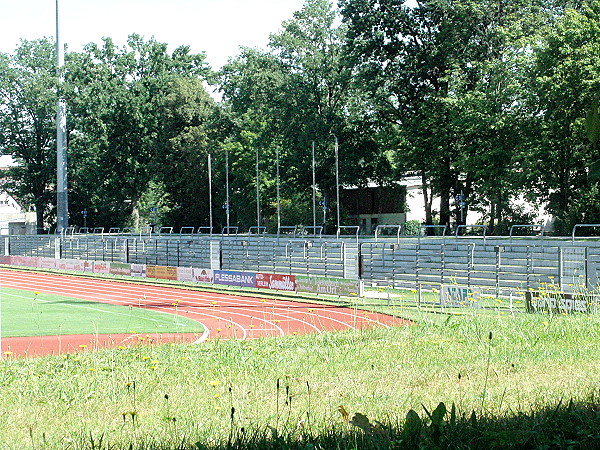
left=3, top=234, right=600, bottom=304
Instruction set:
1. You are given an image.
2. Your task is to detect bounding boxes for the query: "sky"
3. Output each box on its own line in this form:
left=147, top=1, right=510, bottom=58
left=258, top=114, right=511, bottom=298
left=0, top=0, right=307, bottom=69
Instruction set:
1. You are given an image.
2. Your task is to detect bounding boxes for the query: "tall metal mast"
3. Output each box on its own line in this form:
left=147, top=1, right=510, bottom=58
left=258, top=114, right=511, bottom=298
left=56, top=0, right=69, bottom=232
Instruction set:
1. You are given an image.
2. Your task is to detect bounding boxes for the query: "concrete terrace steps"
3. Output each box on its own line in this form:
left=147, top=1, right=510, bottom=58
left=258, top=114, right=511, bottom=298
left=4, top=234, right=600, bottom=295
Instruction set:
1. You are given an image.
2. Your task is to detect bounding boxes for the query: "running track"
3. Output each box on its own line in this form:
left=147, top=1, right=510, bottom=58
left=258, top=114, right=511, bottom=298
left=0, top=269, right=409, bottom=357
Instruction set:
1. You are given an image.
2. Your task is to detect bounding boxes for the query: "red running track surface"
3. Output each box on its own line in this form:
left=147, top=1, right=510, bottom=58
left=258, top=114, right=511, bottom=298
left=0, top=269, right=409, bottom=357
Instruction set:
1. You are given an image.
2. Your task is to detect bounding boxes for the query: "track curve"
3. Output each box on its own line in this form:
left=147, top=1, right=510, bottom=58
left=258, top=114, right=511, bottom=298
left=0, top=269, right=410, bottom=357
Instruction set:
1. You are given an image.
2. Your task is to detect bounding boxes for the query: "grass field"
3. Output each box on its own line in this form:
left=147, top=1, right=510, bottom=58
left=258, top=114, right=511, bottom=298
left=0, top=287, right=598, bottom=449
left=0, top=287, right=203, bottom=337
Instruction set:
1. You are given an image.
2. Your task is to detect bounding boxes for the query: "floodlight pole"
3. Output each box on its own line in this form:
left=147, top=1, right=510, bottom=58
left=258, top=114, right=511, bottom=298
left=334, top=135, right=340, bottom=231
left=312, top=141, right=316, bottom=231
left=255, top=147, right=261, bottom=229
left=208, top=153, right=213, bottom=235
left=276, top=146, right=281, bottom=232
left=56, top=0, right=69, bottom=232
left=225, top=149, right=230, bottom=230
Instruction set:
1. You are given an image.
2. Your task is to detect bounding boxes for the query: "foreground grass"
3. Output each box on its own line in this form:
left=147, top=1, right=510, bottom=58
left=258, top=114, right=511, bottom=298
left=0, top=312, right=598, bottom=448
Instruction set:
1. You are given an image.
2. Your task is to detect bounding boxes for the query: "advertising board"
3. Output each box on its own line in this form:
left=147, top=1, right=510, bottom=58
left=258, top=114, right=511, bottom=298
left=440, top=285, right=480, bottom=308
left=177, top=267, right=194, bottom=282
left=93, top=261, right=110, bottom=274
left=58, top=259, right=86, bottom=271
left=296, top=276, right=362, bottom=297
left=256, top=273, right=297, bottom=291
left=213, top=270, right=255, bottom=287
left=110, top=262, right=132, bottom=276
left=130, top=263, right=146, bottom=277
left=525, top=291, right=597, bottom=314
left=39, top=257, right=57, bottom=269
left=193, top=268, right=213, bottom=283
left=146, top=265, right=178, bottom=281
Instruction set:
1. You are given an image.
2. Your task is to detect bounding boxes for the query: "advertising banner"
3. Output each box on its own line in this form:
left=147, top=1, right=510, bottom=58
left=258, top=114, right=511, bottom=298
left=110, top=262, right=132, bottom=276
left=525, top=291, right=596, bottom=314
left=146, top=265, right=178, bottom=281
left=193, top=268, right=214, bottom=283
left=6, top=256, right=19, bottom=266
left=296, top=276, right=362, bottom=297
left=8, top=256, right=34, bottom=267
left=58, top=259, right=86, bottom=271
left=213, top=270, right=255, bottom=287
left=177, top=266, right=194, bottom=282
left=9, top=256, right=20, bottom=266
left=93, top=261, right=110, bottom=274
left=40, top=257, right=57, bottom=269
left=130, top=263, right=146, bottom=278
left=256, top=273, right=297, bottom=292
left=440, top=285, right=480, bottom=308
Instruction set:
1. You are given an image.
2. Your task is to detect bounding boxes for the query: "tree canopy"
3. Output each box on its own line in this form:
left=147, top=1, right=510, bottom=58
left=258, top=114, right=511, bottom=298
left=1, top=0, right=599, bottom=234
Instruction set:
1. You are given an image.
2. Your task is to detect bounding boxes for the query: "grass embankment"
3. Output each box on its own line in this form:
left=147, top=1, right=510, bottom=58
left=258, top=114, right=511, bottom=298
left=0, top=287, right=203, bottom=337
left=0, top=310, right=598, bottom=448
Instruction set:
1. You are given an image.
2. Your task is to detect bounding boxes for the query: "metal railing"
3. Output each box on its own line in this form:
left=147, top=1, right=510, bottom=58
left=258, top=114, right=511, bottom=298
left=3, top=233, right=600, bottom=297
left=572, top=224, right=600, bottom=242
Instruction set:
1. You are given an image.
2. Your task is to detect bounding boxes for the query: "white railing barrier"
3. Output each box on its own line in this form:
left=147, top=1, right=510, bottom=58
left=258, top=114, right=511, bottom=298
left=509, top=224, right=544, bottom=242
left=220, top=226, right=238, bottom=235
left=572, top=224, right=600, bottom=242
left=374, top=224, right=402, bottom=243
left=248, top=226, right=267, bottom=235
left=336, top=226, right=360, bottom=243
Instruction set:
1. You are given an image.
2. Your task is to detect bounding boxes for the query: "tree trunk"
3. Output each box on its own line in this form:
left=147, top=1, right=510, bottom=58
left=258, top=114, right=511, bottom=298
left=421, top=171, right=433, bottom=226
left=489, top=200, right=496, bottom=234
left=35, top=201, right=45, bottom=233
left=458, top=176, right=473, bottom=227
left=438, top=157, right=452, bottom=229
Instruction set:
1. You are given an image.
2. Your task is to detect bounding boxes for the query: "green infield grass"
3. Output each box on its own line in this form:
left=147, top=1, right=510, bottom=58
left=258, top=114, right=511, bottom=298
left=0, top=287, right=203, bottom=337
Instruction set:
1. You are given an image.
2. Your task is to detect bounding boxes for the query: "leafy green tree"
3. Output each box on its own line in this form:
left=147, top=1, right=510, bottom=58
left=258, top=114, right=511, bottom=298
left=527, top=0, right=600, bottom=233
left=221, top=0, right=393, bottom=230
left=154, top=77, right=221, bottom=229
left=65, top=35, right=211, bottom=229
left=0, top=39, right=57, bottom=231
left=340, top=0, right=553, bottom=231
left=447, top=1, right=553, bottom=233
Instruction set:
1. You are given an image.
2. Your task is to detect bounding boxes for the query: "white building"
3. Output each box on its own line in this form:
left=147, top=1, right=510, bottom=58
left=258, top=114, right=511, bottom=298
left=403, top=176, right=483, bottom=225
left=404, top=176, right=552, bottom=231
left=0, top=155, right=37, bottom=235
left=343, top=176, right=551, bottom=234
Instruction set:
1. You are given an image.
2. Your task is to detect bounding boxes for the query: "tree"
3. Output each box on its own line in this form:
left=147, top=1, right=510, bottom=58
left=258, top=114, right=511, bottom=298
left=154, top=77, right=221, bottom=229
left=0, top=39, right=58, bottom=231
left=340, top=0, right=553, bottom=231
left=221, top=0, right=393, bottom=230
left=527, top=0, right=600, bottom=232
left=65, top=35, right=211, bottom=229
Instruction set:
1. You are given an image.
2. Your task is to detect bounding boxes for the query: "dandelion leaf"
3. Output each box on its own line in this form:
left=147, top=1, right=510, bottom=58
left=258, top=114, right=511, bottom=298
left=350, top=412, right=374, bottom=434
left=431, top=402, right=447, bottom=426
left=403, top=409, right=422, bottom=442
